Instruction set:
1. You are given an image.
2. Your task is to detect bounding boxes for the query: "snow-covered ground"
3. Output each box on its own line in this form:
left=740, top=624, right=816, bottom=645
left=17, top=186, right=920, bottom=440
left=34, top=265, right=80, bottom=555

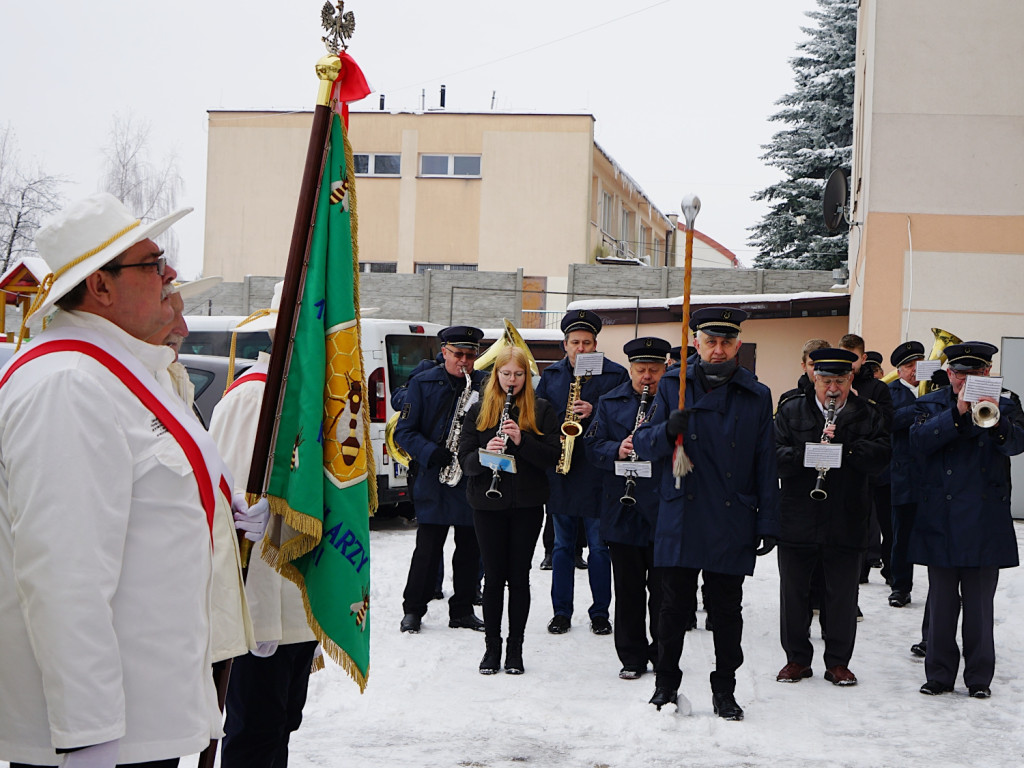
left=11, top=520, right=1022, bottom=768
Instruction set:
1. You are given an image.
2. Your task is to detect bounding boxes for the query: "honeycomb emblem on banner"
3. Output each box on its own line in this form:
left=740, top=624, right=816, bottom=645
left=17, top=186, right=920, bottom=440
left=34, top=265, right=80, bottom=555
left=324, top=324, right=368, bottom=484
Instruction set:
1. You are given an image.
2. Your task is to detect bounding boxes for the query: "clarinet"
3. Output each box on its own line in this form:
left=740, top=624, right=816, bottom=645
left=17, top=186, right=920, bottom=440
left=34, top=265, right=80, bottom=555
left=619, top=385, right=650, bottom=506
left=809, top=396, right=838, bottom=501
left=486, top=386, right=516, bottom=499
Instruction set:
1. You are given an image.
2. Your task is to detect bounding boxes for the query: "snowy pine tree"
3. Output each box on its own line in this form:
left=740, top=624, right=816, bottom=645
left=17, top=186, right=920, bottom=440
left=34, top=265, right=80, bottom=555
left=749, top=0, right=856, bottom=270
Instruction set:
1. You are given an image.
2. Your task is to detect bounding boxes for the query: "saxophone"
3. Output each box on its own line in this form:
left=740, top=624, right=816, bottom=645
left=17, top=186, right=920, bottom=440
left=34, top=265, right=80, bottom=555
left=555, top=375, right=584, bottom=475
left=438, top=367, right=474, bottom=487
left=619, top=385, right=650, bottom=506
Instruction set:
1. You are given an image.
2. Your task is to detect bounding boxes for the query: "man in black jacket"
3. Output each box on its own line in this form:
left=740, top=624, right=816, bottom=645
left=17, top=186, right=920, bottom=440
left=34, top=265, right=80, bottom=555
left=774, top=348, right=890, bottom=687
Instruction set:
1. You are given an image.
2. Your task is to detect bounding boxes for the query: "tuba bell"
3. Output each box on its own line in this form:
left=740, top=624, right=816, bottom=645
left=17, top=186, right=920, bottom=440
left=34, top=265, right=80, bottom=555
left=881, top=327, right=963, bottom=395
left=384, top=412, right=412, bottom=467
left=474, top=318, right=539, bottom=378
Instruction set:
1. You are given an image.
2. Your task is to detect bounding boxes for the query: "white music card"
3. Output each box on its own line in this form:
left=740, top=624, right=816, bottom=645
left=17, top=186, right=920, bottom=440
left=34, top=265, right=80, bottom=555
left=574, top=352, right=605, bottom=377
left=615, top=460, right=652, bottom=478
left=804, top=442, right=843, bottom=470
left=963, top=375, right=1002, bottom=404
left=479, top=449, right=517, bottom=474
left=915, top=360, right=940, bottom=380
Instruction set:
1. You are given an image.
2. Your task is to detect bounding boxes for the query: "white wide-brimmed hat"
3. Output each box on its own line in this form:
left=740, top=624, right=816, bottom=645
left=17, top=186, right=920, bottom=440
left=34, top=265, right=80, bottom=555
left=233, top=281, right=283, bottom=332
left=174, top=275, right=223, bottom=301
left=30, top=192, right=192, bottom=320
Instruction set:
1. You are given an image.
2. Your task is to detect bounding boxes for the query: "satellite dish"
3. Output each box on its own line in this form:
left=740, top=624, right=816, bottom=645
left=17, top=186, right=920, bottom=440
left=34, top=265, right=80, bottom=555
left=822, top=169, right=849, bottom=234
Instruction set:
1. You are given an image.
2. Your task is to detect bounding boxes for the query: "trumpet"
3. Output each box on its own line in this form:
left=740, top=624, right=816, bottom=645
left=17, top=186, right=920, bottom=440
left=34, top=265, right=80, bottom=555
left=555, top=375, right=584, bottom=475
left=620, top=385, right=650, bottom=506
left=810, top=395, right=838, bottom=501
left=972, top=399, right=1000, bottom=428
left=486, top=386, right=516, bottom=499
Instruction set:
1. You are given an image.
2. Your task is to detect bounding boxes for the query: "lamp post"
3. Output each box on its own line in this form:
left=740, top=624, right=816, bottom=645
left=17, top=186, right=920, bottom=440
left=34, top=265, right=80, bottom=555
left=673, top=194, right=701, bottom=483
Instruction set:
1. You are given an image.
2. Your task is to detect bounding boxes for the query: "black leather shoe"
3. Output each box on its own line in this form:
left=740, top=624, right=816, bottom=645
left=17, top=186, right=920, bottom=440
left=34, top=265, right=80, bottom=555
left=400, top=613, right=421, bottom=633
left=888, top=591, right=911, bottom=607
left=449, top=613, right=485, bottom=631
left=712, top=692, right=744, bottom=721
left=539, top=554, right=553, bottom=570
left=431, top=589, right=444, bottom=601
left=574, top=554, right=588, bottom=570
left=619, top=667, right=644, bottom=680
left=547, top=614, right=571, bottom=634
left=590, top=616, right=612, bottom=635
left=911, top=640, right=927, bottom=658
left=968, top=685, right=991, bottom=699
left=649, top=687, right=677, bottom=711
left=920, top=680, right=954, bottom=695
left=504, top=637, right=524, bottom=675
left=479, top=638, right=501, bottom=675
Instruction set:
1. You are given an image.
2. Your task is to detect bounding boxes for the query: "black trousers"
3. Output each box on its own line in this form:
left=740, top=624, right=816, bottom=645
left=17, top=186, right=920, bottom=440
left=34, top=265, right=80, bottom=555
left=872, top=483, right=893, bottom=582
left=779, top=544, right=861, bottom=669
left=474, top=506, right=544, bottom=639
left=221, top=640, right=318, bottom=768
left=925, top=566, right=999, bottom=688
left=402, top=522, right=480, bottom=619
left=890, top=502, right=917, bottom=593
left=655, top=567, right=744, bottom=694
left=608, top=541, right=661, bottom=671
left=13, top=761, right=178, bottom=768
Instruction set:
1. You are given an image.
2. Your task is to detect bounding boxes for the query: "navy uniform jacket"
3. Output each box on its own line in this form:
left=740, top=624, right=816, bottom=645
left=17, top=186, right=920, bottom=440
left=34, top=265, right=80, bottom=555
left=633, top=364, right=780, bottom=576
left=854, top=371, right=894, bottom=485
left=390, top=354, right=443, bottom=411
left=888, top=378, right=919, bottom=505
left=535, top=355, right=629, bottom=518
left=775, top=391, right=890, bottom=548
left=585, top=381, right=661, bottom=546
left=908, top=387, right=1024, bottom=568
left=393, top=365, right=487, bottom=526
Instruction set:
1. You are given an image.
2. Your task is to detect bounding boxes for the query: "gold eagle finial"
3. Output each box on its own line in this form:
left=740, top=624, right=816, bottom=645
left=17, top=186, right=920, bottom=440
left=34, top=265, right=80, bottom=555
left=321, top=1, right=356, bottom=54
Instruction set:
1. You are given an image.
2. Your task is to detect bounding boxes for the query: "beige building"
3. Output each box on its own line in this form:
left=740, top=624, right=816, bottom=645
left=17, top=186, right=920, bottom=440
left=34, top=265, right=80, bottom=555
left=203, top=110, right=674, bottom=315
left=848, top=0, right=1024, bottom=367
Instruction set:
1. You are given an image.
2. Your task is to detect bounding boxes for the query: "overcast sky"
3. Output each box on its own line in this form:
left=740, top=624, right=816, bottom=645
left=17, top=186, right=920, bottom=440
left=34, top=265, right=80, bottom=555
left=3, top=0, right=824, bottom=277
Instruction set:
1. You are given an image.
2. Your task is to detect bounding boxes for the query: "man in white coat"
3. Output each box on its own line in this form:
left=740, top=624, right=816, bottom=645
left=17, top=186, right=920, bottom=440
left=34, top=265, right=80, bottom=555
left=208, top=283, right=319, bottom=768
left=0, top=193, right=231, bottom=767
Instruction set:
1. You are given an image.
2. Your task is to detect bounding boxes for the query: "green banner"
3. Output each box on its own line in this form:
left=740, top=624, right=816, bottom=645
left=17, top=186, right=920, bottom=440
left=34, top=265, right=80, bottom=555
left=263, top=111, right=371, bottom=690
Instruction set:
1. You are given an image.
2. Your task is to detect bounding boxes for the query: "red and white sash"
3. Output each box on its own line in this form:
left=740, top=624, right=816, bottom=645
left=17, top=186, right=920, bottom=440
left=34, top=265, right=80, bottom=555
left=224, top=361, right=269, bottom=396
left=0, top=328, right=230, bottom=543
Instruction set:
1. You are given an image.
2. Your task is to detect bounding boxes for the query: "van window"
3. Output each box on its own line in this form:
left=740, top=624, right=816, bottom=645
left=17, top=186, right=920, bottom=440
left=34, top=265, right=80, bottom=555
left=182, top=331, right=272, bottom=359
left=386, top=334, right=441, bottom=388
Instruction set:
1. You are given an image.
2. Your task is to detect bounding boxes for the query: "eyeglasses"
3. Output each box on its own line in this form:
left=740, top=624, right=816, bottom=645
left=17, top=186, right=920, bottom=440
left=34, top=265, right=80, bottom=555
left=497, top=370, right=526, bottom=379
left=101, top=255, right=167, bottom=277
left=815, top=375, right=850, bottom=387
left=445, top=347, right=478, bottom=359
left=947, top=369, right=987, bottom=380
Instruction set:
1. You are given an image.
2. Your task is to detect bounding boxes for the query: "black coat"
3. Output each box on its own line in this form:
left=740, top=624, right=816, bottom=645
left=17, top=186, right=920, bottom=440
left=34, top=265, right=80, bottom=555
left=774, top=392, right=890, bottom=548
left=888, top=378, right=919, bottom=505
left=458, top=398, right=561, bottom=511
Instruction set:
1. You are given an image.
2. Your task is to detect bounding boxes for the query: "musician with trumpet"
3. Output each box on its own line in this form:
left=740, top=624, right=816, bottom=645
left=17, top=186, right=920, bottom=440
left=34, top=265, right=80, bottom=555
left=774, top=348, right=889, bottom=688
left=585, top=336, right=671, bottom=680
left=536, top=310, right=628, bottom=636
left=908, top=341, right=1024, bottom=698
left=458, top=346, right=561, bottom=674
left=395, top=326, right=487, bottom=634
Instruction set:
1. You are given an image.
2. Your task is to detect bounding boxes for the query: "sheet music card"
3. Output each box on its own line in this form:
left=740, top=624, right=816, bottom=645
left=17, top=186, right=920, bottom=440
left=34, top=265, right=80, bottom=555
left=615, top=460, right=652, bottom=478
left=963, top=375, right=1002, bottom=404
left=804, top=442, right=843, bottom=470
left=479, top=449, right=517, bottom=474
left=574, top=352, right=605, bottom=377
left=915, top=360, right=940, bottom=381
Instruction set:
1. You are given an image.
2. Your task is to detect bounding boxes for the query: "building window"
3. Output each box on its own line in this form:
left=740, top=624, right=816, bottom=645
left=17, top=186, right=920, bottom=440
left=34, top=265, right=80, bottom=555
left=601, top=192, right=613, bottom=234
left=358, top=262, right=398, bottom=273
left=414, top=263, right=479, bottom=274
left=639, top=226, right=649, bottom=259
left=353, top=153, right=401, bottom=177
left=419, top=154, right=482, bottom=178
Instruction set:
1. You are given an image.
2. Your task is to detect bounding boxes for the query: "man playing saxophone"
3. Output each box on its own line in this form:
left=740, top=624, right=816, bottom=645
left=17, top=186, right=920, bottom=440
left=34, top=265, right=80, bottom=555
left=536, top=309, right=628, bottom=635
left=774, top=348, right=889, bottom=688
left=396, top=326, right=488, bottom=634
left=585, top=336, right=671, bottom=680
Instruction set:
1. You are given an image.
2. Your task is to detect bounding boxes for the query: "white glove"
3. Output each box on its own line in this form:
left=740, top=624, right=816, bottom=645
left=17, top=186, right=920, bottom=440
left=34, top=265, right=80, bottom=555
left=233, top=493, right=271, bottom=542
left=252, top=639, right=279, bottom=657
left=61, top=739, right=120, bottom=768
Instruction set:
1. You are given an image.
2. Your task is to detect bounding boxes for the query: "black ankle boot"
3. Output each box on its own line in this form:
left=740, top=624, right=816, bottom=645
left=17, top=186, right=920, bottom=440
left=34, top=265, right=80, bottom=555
left=504, top=637, right=524, bottom=674
left=479, top=637, right=502, bottom=675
